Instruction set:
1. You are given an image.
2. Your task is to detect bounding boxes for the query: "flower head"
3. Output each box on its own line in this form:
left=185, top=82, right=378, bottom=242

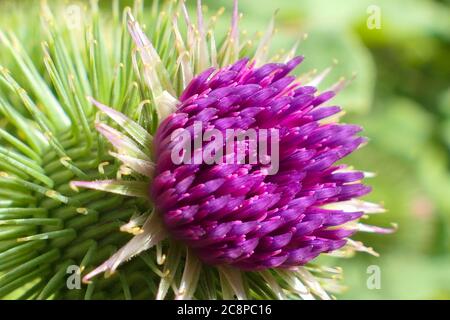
left=152, top=57, right=369, bottom=270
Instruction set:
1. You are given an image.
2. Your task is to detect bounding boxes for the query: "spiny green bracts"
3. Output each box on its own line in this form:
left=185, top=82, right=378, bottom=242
left=0, top=0, right=394, bottom=300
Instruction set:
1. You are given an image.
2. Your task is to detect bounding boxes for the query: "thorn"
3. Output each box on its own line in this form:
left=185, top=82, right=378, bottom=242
left=98, top=161, right=109, bottom=175
left=60, top=156, right=72, bottom=167
left=76, top=207, right=88, bottom=215
left=45, top=190, right=59, bottom=198
left=69, top=182, right=79, bottom=192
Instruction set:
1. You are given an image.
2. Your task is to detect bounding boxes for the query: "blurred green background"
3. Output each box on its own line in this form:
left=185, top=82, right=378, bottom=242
left=211, top=0, right=450, bottom=299
left=1, top=0, right=449, bottom=299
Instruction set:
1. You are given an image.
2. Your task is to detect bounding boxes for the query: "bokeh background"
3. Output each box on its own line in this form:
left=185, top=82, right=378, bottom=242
left=210, top=0, right=450, bottom=299
left=1, top=0, right=449, bottom=299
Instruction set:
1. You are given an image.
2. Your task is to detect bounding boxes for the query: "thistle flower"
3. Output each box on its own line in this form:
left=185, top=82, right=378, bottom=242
left=149, top=55, right=373, bottom=270
left=0, top=0, right=394, bottom=300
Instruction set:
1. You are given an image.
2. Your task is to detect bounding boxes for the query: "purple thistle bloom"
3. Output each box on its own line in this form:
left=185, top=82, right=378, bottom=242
left=151, top=56, right=370, bottom=270
left=65, top=6, right=394, bottom=297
